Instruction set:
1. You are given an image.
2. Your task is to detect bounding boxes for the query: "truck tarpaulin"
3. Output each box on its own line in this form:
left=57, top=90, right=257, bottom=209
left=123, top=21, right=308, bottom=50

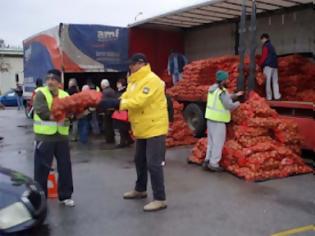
left=23, top=24, right=128, bottom=92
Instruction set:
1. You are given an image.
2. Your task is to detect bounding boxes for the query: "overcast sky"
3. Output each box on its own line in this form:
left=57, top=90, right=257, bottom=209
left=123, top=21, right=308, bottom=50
left=1, top=0, right=207, bottom=47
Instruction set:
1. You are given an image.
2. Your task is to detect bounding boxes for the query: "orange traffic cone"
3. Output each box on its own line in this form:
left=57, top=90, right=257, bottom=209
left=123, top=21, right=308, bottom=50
left=48, top=171, right=58, bottom=199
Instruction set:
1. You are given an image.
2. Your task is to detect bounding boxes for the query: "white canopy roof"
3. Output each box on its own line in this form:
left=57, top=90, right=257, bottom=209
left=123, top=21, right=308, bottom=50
left=129, top=0, right=313, bottom=28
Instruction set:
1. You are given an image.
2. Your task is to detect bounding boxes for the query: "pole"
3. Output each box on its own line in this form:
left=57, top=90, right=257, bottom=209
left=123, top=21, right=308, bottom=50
left=237, top=0, right=246, bottom=93
left=248, top=0, right=257, bottom=92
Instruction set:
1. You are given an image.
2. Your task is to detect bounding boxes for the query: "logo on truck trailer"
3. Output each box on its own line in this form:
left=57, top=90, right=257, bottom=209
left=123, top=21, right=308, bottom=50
left=97, top=29, right=119, bottom=42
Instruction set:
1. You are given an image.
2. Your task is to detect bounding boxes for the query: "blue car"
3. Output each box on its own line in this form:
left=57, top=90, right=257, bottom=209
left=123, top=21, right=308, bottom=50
left=0, top=166, right=47, bottom=234
left=0, top=89, right=18, bottom=106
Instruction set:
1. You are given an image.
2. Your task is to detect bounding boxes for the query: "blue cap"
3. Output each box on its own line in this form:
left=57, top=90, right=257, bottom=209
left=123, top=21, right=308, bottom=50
left=216, top=70, right=229, bottom=82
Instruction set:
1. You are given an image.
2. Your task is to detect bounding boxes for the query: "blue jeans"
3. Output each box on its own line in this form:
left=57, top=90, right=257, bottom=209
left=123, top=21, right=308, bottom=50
left=17, top=96, right=23, bottom=110
left=78, top=117, right=90, bottom=144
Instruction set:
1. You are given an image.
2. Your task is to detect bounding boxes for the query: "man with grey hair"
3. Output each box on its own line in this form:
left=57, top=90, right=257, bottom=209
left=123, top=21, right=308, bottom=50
left=101, top=79, right=116, bottom=144
left=67, top=78, right=79, bottom=142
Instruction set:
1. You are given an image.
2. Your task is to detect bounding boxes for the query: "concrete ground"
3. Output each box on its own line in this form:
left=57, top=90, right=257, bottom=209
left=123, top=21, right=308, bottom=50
left=0, top=109, right=314, bottom=236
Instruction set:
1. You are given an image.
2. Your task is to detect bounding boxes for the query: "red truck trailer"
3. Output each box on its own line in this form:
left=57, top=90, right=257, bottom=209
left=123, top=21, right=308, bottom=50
left=128, top=0, right=315, bottom=151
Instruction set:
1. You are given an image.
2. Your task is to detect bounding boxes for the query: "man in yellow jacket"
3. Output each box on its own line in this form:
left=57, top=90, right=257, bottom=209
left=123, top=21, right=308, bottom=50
left=101, top=53, right=169, bottom=212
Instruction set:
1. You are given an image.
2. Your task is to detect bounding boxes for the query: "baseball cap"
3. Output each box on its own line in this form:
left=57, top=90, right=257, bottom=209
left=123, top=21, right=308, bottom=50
left=128, top=53, right=148, bottom=65
left=47, top=69, right=62, bottom=83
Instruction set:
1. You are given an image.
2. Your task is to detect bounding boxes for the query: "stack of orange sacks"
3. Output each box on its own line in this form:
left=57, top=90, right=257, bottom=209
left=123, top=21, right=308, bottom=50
left=167, top=56, right=239, bottom=101
left=277, top=55, right=315, bottom=103
left=167, top=55, right=315, bottom=103
left=166, top=100, right=198, bottom=148
left=51, top=90, right=102, bottom=121
left=188, top=92, right=313, bottom=181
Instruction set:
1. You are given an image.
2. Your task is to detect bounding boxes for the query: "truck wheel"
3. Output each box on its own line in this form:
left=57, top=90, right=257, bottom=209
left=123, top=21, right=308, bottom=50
left=184, top=103, right=206, bottom=138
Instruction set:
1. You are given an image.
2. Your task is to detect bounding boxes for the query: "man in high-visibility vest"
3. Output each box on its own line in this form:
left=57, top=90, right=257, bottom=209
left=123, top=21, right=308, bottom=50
left=33, top=69, right=75, bottom=207
left=203, top=70, right=243, bottom=172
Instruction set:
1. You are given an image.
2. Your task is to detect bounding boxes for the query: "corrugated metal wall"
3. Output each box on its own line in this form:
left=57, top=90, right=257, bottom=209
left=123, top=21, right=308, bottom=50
left=184, top=6, right=315, bottom=62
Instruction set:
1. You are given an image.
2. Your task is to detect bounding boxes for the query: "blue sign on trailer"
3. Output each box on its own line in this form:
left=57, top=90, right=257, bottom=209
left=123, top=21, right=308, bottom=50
left=23, top=24, right=129, bottom=95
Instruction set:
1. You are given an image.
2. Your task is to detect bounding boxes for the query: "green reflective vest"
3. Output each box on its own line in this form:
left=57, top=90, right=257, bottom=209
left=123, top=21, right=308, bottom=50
left=33, top=87, right=69, bottom=135
left=205, top=88, right=231, bottom=123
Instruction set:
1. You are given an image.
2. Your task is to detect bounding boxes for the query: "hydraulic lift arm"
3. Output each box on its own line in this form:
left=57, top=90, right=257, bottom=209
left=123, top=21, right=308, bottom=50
left=248, top=0, right=257, bottom=92
left=237, top=0, right=246, bottom=93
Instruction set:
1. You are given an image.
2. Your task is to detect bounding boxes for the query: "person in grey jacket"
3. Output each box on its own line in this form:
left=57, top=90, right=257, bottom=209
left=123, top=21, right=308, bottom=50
left=203, top=71, right=243, bottom=172
left=101, top=79, right=117, bottom=144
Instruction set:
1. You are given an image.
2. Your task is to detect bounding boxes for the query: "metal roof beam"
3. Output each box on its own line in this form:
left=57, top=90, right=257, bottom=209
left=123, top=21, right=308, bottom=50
left=226, top=0, right=279, bottom=11
left=154, top=18, right=200, bottom=27
left=213, top=1, right=263, bottom=13
left=256, top=0, right=295, bottom=7
left=187, top=9, right=225, bottom=21
left=197, top=6, right=239, bottom=18
left=178, top=12, right=217, bottom=22
left=151, top=21, right=191, bottom=28
left=200, top=5, right=241, bottom=16
left=165, top=15, right=212, bottom=24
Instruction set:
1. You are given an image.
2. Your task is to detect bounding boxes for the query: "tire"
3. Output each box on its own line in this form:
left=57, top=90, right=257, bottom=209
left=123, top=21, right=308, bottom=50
left=184, top=103, right=206, bottom=138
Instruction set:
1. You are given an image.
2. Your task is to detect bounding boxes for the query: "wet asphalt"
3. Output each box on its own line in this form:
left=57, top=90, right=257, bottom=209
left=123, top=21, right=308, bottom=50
left=0, top=109, right=314, bottom=236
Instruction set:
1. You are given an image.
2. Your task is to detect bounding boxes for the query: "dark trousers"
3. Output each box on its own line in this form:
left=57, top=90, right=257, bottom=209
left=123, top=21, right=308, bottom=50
left=119, top=128, right=132, bottom=145
left=78, top=117, right=90, bottom=144
left=103, top=113, right=115, bottom=143
left=134, top=135, right=166, bottom=201
left=34, top=140, right=73, bottom=201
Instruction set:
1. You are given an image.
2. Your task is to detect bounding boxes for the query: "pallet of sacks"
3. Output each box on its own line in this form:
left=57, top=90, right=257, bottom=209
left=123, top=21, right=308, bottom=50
left=278, top=55, right=315, bottom=103
left=188, top=92, right=313, bottom=181
left=167, top=54, right=315, bottom=103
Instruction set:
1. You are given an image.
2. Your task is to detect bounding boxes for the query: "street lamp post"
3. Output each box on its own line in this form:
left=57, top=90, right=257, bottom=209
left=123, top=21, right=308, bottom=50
left=135, top=12, right=143, bottom=21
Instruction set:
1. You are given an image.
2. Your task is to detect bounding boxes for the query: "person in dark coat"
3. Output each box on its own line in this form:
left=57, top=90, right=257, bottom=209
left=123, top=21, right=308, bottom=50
left=113, top=78, right=134, bottom=148
left=259, top=33, right=281, bottom=101
left=101, top=79, right=116, bottom=144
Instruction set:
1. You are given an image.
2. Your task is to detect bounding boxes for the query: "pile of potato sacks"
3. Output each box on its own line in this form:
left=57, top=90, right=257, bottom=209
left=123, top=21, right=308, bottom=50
left=188, top=92, right=313, bottom=181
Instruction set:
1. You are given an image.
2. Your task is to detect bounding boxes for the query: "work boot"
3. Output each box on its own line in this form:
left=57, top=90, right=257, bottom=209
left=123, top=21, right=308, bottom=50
left=143, top=201, right=167, bottom=212
left=202, top=160, right=210, bottom=170
left=123, top=190, right=147, bottom=200
left=208, top=164, right=224, bottom=172
left=60, top=199, right=75, bottom=207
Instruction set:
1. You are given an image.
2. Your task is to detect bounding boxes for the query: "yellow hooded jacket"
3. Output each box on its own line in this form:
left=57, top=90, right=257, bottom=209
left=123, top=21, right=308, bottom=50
left=120, top=64, right=169, bottom=139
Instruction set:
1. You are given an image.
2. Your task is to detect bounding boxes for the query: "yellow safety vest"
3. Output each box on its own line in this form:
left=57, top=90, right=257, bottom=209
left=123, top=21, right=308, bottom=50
left=205, top=88, right=231, bottom=123
left=33, top=86, right=70, bottom=135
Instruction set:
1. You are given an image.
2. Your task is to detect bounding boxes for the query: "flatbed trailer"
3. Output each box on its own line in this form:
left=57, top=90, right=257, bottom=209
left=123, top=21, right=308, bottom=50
left=174, top=96, right=315, bottom=151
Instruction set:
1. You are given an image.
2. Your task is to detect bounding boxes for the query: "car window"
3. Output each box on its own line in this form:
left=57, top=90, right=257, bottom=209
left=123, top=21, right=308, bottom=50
left=4, top=90, right=15, bottom=96
left=7, top=92, right=15, bottom=97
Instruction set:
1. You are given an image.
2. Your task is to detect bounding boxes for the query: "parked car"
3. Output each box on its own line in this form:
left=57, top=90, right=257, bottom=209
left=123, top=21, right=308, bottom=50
left=0, top=89, right=18, bottom=106
left=0, top=166, right=47, bottom=234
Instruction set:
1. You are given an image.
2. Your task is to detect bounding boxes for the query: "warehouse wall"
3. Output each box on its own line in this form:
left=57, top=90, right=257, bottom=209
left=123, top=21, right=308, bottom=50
left=184, top=23, right=235, bottom=61
left=184, top=6, right=314, bottom=62
left=255, top=7, right=315, bottom=56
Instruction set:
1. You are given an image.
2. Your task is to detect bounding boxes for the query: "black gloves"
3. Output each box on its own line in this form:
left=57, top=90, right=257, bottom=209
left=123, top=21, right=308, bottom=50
left=99, top=98, right=120, bottom=110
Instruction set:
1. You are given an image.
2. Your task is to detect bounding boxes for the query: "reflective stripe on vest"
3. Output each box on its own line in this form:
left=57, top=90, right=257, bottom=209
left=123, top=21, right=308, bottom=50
left=205, top=88, right=231, bottom=123
left=33, top=87, right=70, bottom=135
